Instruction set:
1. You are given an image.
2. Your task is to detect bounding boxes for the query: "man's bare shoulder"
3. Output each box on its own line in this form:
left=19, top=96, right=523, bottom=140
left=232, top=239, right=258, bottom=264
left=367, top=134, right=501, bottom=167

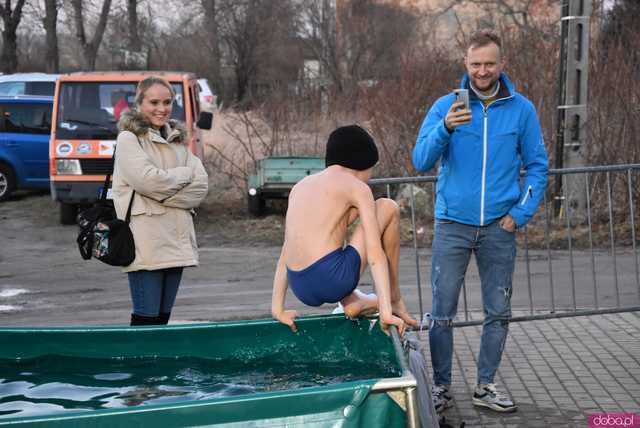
left=326, top=168, right=370, bottom=189
left=289, top=171, right=321, bottom=195
left=289, top=169, right=371, bottom=205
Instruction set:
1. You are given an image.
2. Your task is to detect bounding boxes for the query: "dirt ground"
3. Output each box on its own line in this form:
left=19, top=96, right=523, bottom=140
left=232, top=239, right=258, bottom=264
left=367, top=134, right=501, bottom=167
left=0, top=187, right=293, bottom=326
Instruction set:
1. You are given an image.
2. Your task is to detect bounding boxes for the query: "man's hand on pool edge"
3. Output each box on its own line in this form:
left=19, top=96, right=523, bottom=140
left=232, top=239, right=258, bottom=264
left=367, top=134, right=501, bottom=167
left=380, top=313, right=405, bottom=337
left=274, top=309, right=298, bottom=333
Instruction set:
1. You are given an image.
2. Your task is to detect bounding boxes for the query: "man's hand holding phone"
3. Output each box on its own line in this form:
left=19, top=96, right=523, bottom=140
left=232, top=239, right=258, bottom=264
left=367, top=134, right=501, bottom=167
left=445, top=89, right=472, bottom=132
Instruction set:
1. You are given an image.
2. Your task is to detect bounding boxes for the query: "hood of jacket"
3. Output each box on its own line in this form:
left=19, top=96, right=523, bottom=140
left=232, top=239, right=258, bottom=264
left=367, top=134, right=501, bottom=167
left=118, top=108, right=187, bottom=144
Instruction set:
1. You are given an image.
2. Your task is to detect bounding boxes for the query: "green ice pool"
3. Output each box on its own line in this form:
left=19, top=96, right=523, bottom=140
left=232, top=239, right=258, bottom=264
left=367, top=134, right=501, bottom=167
left=0, top=315, right=419, bottom=427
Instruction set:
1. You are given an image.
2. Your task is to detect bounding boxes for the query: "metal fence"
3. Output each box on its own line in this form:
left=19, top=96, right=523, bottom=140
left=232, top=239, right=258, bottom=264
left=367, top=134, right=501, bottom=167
left=369, top=164, right=640, bottom=327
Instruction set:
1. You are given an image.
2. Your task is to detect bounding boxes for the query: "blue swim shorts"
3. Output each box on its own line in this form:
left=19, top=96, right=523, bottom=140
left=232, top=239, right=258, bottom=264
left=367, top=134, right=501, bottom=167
left=287, top=245, right=362, bottom=307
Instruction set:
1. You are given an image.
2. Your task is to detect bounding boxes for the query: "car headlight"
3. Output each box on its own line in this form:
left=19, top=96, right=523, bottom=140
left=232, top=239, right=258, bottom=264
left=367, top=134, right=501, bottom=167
left=56, top=159, right=82, bottom=175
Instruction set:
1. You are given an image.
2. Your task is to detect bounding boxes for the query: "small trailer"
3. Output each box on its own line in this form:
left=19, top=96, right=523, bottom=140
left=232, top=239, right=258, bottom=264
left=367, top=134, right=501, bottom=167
left=247, top=156, right=325, bottom=216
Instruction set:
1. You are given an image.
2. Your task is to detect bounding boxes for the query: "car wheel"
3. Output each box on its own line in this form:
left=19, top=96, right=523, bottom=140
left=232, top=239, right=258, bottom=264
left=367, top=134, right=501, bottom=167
left=248, top=194, right=265, bottom=217
left=60, top=203, right=78, bottom=225
left=0, top=164, right=16, bottom=202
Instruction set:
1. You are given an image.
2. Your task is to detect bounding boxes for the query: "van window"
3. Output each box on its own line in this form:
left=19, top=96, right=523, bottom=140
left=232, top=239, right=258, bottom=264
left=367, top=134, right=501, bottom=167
left=0, top=82, right=25, bottom=96
left=56, top=82, right=185, bottom=140
left=26, top=82, right=55, bottom=96
left=0, top=103, right=52, bottom=135
left=0, top=81, right=55, bottom=96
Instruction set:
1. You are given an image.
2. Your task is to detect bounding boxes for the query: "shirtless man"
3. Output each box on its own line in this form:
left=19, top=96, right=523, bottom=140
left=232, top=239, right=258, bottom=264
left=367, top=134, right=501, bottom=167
left=271, top=125, right=418, bottom=335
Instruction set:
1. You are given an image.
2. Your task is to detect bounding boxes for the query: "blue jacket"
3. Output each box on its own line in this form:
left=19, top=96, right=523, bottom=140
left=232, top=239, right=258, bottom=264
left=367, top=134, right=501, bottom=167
left=412, top=73, right=548, bottom=227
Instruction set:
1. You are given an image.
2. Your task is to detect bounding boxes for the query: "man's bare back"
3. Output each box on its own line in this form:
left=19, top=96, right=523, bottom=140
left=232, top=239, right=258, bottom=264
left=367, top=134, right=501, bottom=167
left=284, top=168, right=361, bottom=271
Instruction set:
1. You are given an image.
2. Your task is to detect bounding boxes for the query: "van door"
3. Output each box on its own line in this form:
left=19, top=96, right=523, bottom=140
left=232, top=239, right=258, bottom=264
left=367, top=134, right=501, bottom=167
left=0, top=102, right=51, bottom=187
left=187, top=82, right=204, bottom=161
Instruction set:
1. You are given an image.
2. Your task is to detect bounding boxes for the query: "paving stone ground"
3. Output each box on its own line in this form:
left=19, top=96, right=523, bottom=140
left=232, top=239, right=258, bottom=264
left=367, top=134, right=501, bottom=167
left=415, top=311, right=640, bottom=427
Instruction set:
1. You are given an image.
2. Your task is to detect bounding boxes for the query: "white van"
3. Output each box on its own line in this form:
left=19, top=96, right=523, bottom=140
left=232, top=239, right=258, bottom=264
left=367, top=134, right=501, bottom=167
left=0, top=73, right=59, bottom=97
left=197, top=78, right=217, bottom=110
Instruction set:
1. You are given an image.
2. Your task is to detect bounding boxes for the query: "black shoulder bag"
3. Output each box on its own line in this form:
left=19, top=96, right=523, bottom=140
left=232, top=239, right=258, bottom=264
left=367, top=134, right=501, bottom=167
left=76, top=148, right=136, bottom=266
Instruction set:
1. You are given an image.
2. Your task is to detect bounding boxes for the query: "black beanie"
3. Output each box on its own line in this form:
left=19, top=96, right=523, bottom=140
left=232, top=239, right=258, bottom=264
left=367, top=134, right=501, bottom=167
left=325, top=125, right=379, bottom=170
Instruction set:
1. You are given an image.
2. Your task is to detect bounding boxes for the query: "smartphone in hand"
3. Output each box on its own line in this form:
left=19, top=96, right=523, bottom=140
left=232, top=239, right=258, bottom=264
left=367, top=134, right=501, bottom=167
left=453, top=89, right=470, bottom=110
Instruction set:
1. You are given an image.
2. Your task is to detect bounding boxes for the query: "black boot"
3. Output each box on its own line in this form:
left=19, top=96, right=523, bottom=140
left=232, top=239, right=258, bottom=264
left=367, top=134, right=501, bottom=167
left=157, top=312, right=171, bottom=325
left=130, top=313, right=158, bottom=326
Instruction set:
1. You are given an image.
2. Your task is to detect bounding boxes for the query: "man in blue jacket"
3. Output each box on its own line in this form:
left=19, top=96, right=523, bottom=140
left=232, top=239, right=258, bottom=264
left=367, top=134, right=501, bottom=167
left=413, top=30, right=548, bottom=413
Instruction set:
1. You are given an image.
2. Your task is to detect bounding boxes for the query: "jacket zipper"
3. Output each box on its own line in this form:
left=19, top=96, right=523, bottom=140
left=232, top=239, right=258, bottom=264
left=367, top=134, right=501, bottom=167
left=521, top=185, right=533, bottom=206
left=480, top=107, right=488, bottom=226
left=478, top=92, right=514, bottom=226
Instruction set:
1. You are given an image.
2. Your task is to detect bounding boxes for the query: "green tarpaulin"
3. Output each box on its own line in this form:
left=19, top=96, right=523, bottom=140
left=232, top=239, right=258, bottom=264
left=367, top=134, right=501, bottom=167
left=0, top=315, right=409, bottom=427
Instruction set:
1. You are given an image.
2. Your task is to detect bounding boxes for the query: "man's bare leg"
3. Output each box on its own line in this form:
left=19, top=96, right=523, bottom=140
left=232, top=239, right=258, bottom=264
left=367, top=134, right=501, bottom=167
left=348, top=198, right=418, bottom=326
left=341, top=289, right=378, bottom=319
left=379, top=199, right=418, bottom=327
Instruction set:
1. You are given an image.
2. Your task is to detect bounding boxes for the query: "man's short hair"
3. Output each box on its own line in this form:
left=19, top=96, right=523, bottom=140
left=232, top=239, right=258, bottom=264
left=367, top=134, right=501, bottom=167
left=468, top=29, right=502, bottom=50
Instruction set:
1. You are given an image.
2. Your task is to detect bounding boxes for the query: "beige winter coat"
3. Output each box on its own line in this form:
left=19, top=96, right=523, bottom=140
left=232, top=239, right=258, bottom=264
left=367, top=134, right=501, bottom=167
left=112, top=109, right=208, bottom=273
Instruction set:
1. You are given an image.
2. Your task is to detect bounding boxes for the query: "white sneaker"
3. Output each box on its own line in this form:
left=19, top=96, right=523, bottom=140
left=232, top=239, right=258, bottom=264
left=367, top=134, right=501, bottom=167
left=472, top=383, right=517, bottom=412
left=332, top=302, right=344, bottom=314
left=431, top=384, right=453, bottom=413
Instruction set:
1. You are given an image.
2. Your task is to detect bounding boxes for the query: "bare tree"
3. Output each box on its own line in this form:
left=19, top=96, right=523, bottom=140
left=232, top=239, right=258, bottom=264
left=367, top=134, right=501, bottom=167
left=296, top=0, right=419, bottom=97
left=446, top=0, right=560, bottom=33
left=217, top=0, right=263, bottom=104
left=217, top=0, right=298, bottom=106
left=296, top=0, right=343, bottom=93
left=340, top=1, right=419, bottom=83
left=127, top=0, right=140, bottom=51
left=70, top=0, right=112, bottom=70
left=200, top=0, right=221, bottom=85
left=0, top=0, right=27, bottom=74
left=42, top=0, right=59, bottom=72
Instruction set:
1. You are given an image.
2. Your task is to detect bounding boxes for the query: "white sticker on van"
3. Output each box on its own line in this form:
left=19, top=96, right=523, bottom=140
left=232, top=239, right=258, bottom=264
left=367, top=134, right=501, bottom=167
left=56, top=143, right=73, bottom=156
left=99, top=141, right=116, bottom=156
left=77, top=143, right=92, bottom=154
left=59, top=122, right=78, bottom=130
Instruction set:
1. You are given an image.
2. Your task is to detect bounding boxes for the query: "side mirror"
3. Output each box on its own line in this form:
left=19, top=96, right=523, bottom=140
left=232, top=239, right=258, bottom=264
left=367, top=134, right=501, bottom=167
left=196, top=111, right=213, bottom=130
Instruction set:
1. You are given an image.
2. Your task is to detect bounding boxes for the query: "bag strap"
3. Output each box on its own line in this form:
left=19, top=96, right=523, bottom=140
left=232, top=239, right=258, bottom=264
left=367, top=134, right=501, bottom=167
left=105, top=140, right=136, bottom=224
left=99, top=148, right=114, bottom=201
left=125, top=190, right=135, bottom=224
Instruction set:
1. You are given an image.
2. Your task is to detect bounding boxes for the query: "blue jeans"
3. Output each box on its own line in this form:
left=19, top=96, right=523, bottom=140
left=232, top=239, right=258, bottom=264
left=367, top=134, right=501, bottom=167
left=429, top=220, right=515, bottom=386
left=127, top=267, right=183, bottom=317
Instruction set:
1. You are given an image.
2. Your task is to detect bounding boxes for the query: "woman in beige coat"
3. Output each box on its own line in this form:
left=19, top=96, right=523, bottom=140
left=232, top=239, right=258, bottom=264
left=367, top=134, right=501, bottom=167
left=112, top=76, right=208, bottom=326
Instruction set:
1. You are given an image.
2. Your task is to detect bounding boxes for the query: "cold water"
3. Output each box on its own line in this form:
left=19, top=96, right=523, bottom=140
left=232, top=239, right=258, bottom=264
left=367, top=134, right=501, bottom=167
left=0, top=354, right=400, bottom=419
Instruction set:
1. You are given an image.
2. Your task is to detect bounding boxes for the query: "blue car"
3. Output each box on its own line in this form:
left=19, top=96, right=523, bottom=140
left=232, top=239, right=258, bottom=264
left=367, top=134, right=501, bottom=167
left=0, top=96, right=53, bottom=201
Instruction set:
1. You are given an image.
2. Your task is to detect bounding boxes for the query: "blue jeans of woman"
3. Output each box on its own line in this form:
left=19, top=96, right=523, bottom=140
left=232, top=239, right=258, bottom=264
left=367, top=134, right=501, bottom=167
left=128, top=267, right=183, bottom=317
left=429, top=220, right=515, bottom=386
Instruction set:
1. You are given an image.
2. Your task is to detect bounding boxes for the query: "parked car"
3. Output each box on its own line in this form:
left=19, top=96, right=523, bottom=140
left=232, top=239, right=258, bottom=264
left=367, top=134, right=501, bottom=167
left=0, top=73, right=58, bottom=97
left=197, top=78, right=217, bottom=110
left=0, top=96, right=54, bottom=201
